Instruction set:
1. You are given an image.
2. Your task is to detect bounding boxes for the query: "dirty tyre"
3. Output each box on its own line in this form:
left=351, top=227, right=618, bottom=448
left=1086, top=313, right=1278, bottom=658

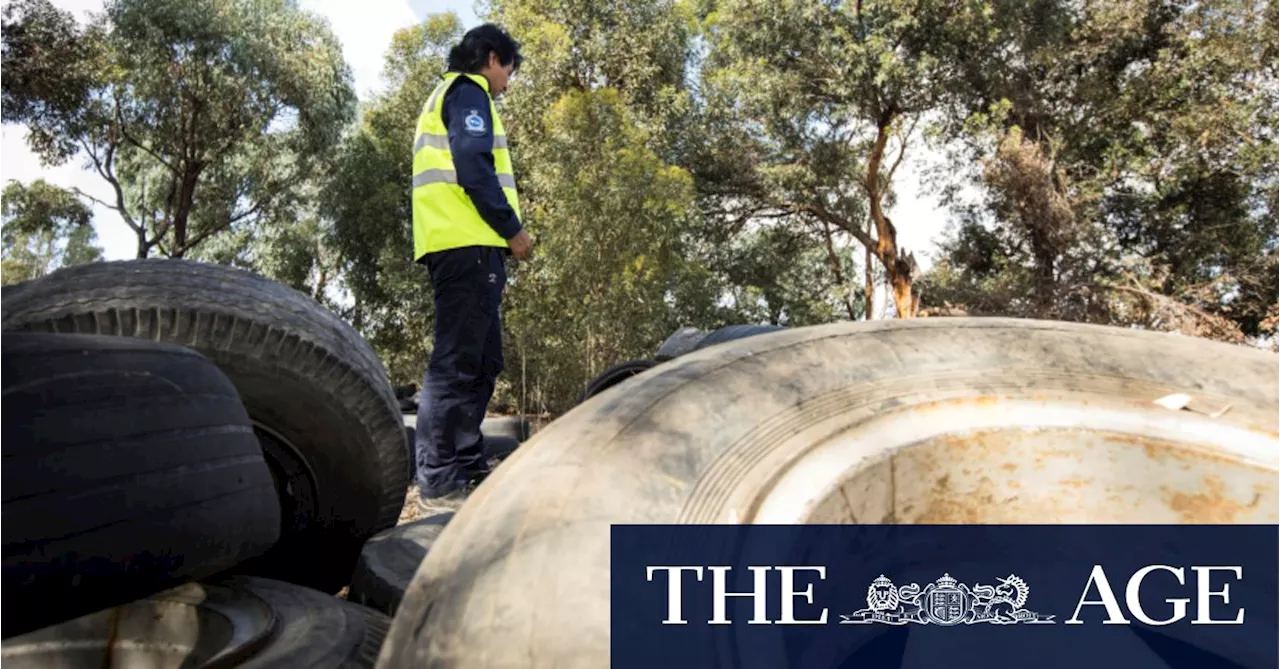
left=654, top=324, right=786, bottom=361
left=1, top=576, right=390, bottom=668
left=349, top=513, right=454, bottom=616
left=578, top=359, right=657, bottom=403
left=483, top=435, right=520, bottom=460
left=481, top=415, right=532, bottom=442
left=1, top=332, right=280, bottom=639
left=0, top=259, right=409, bottom=594
left=654, top=326, right=706, bottom=361
left=694, top=323, right=786, bottom=350
left=404, top=427, right=519, bottom=462
left=376, top=318, right=1279, bottom=668
left=0, top=282, right=21, bottom=305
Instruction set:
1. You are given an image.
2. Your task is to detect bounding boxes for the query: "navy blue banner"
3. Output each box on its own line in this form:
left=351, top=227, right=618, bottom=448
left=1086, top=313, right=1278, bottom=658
left=611, top=525, right=1278, bottom=669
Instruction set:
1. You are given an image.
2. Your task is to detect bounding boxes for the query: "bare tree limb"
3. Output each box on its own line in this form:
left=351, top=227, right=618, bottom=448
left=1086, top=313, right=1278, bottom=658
left=114, top=97, right=179, bottom=174
left=819, top=219, right=858, bottom=320
left=886, top=115, right=920, bottom=184
left=181, top=198, right=267, bottom=252
left=77, top=138, right=143, bottom=236
left=802, top=201, right=878, bottom=251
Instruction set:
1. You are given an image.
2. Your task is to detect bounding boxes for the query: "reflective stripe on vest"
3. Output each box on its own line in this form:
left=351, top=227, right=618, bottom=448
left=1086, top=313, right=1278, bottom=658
left=411, top=72, right=522, bottom=260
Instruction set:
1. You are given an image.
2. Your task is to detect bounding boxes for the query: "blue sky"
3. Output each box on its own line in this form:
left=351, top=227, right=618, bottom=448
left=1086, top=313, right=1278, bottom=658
left=0, top=0, right=955, bottom=313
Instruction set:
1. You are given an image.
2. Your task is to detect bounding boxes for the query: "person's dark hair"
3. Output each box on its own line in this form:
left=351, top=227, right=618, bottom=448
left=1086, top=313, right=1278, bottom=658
left=447, top=24, right=522, bottom=74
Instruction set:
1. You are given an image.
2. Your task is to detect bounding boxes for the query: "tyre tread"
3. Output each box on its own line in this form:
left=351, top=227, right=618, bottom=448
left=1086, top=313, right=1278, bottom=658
left=2, top=261, right=408, bottom=563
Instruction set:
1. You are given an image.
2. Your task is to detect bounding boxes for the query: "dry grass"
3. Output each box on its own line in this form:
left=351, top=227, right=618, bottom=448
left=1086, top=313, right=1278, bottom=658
left=395, top=413, right=543, bottom=525
left=396, top=485, right=468, bottom=524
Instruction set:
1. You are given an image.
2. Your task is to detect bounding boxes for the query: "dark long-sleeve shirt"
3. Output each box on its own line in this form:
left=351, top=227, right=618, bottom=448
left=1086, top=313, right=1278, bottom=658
left=442, top=77, right=522, bottom=240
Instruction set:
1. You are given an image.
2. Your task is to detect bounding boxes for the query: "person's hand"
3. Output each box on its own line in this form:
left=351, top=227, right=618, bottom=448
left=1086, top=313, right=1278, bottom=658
left=509, top=229, right=533, bottom=260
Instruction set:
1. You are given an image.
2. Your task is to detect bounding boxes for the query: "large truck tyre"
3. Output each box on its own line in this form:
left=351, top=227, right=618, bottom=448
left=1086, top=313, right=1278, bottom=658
left=1, top=332, right=280, bottom=639
left=693, top=323, right=787, bottom=350
left=481, top=415, right=532, bottom=442
left=654, top=323, right=786, bottom=361
left=348, top=513, right=454, bottom=616
left=0, top=259, right=410, bottom=593
left=375, top=318, right=1279, bottom=668
left=1, top=576, right=390, bottom=668
left=578, top=359, right=657, bottom=403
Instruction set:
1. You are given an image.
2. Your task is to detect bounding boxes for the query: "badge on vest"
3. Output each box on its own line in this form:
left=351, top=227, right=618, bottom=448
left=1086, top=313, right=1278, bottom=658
left=464, top=109, right=487, bottom=136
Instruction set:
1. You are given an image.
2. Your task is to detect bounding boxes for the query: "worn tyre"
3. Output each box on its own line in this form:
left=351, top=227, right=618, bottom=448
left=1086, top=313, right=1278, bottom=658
left=349, top=513, right=454, bottom=616
left=0, top=282, right=20, bottom=305
left=1, top=332, right=280, bottom=639
left=403, top=425, right=519, bottom=462
left=694, top=323, right=786, bottom=350
left=481, top=415, right=532, bottom=442
left=376, top=318, right=1279, bottom=668
left=654, top=324, right=786, bottom=361
left=0, top=259, right=409, bottom=593
left=0, top=576, right=390, bottom=668
left=482, top=434, right=520, bottom=460
left=654, top=326, right=706, bottom=361
left=579, top=359, right=657, bottom=403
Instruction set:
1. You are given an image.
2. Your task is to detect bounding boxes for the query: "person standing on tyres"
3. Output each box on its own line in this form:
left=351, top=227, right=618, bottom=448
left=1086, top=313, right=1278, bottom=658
left=411, top=23, right=532, bottom=506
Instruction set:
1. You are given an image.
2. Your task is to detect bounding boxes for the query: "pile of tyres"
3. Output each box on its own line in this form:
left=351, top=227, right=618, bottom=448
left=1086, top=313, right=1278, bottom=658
left=0, top=257, right=790, bottom=667
left=0, top=259, right=483, bottom=666
left=345, top=327, right=790, bottom=622
left=7, top=260, right=1275, bottom=669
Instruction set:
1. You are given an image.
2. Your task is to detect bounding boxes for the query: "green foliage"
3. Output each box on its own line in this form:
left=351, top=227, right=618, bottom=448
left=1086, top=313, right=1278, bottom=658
left=692, top=0, right=1006, bottom=317
left=712, top=223, right=862, bottom=325
left=4, top=0, right=1274, bottom=416
left=1, top=179, right=104, bottom=285
left=1, top=0, right=357, bottom=258
left=474, top=0, right=730, bottom=413
left=321, top=16, right=464, bottom=385
left=921, top=0, right=1277, bottom=343
left=500, top=86, right=721, bottom=412
left=0, top=0, right=106, bottom=162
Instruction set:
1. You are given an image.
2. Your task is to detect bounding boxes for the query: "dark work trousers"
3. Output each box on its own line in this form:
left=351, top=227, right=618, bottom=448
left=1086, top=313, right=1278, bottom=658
left=414, top=245, right=507, bottom=498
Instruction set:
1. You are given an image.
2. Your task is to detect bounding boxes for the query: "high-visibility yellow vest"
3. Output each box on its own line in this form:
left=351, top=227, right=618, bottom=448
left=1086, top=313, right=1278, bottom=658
left=412, top=72, right=522, bottom=261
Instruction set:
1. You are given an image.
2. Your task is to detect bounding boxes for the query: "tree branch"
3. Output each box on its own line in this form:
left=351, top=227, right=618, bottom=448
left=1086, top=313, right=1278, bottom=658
left=114, top=97, right=179, bottom=174
left=72, top=187, right=119, bottom=217
left=886, top=115, right=919, bottom=184
left=77, top=138, right=143, bottom=236
left=181, top=198, right=268, bottom=252
left=820, top=219, right=858, bottom=320
left=802, top=200, right=878, bottom=251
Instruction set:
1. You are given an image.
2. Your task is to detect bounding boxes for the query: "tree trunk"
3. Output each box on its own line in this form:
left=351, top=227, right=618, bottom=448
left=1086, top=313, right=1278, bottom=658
left=168, top=166, right=203, bottom=258
left=1030, top=226, right=1057, bottom=314
left=863, top=114, right=917, bottom=319
left=820, top=221, right=858, bottom=320
left=890, top=270, right=916, bottom=319
left=314, top=264, right=330, bottom=302
left=864, top=223, right=875, bottom=320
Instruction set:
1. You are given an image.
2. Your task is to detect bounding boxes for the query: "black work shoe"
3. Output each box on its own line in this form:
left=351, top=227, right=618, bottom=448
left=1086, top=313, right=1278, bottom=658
left=461, top=467, right=491, bottom=487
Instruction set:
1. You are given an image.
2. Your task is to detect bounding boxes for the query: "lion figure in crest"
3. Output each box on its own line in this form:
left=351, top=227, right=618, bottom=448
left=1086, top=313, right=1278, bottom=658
left=866, top=575, right=900, bottom=612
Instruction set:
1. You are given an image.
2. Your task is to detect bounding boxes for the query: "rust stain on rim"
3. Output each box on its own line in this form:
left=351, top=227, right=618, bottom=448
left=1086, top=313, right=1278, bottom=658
left=1163, top=475, right=1264, bottom=524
